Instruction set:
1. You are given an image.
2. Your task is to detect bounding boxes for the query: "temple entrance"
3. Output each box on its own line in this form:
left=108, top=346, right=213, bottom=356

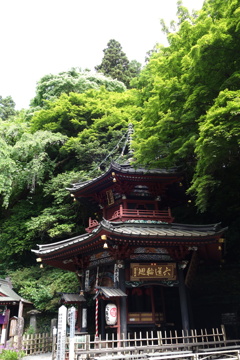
left=126, top=285, right=182, bottom=331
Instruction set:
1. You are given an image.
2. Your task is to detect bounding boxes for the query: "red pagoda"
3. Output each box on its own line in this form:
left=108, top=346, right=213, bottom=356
left=32, top=160, right=226, bottom=338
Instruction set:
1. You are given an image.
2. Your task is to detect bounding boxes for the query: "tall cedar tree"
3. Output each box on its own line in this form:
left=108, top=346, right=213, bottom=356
left=0, top=95, right=16, bottom=120
left=95, top=39, right=141, bottom=88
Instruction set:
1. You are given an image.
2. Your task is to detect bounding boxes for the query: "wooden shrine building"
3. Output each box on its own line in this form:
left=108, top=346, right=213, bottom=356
left=0, top=278, right=32, bottom=345
left=32, top=161, right=226, bottom=337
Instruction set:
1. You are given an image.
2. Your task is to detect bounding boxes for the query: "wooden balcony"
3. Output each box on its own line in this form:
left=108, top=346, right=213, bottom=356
left=109, top=205, right=174, bottom=223
left=86, top=206, right=174, bottom=232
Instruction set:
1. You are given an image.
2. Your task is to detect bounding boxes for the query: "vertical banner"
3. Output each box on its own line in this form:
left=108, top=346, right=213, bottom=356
left=56, top=305, right=67, bottom=360
left=68, top=306, right=76, bottom=360
left=85, top=270, right=90, bottom=291
left=82, top=308, right=87, bottom=329
left=114, top=263, right=119, bottom=284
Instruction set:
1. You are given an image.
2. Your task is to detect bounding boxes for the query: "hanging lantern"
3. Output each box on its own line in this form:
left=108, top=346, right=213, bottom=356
left=105, top=303, right=117, bottom=325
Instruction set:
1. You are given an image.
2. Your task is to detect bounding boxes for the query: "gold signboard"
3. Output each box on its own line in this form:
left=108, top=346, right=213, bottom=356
left=106, top=189, right=114, bottom=205
left=130, top=263, right=176, bottom=281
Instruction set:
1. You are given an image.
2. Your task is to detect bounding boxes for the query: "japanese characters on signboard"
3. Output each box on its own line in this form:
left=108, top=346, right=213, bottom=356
left=106, top=190, right=114, bottom=205
left=130, top=263, right=177, bottom=281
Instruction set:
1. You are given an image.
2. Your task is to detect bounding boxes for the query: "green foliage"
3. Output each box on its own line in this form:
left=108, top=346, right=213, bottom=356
left=30, top=69, right=126, bottom=108
left=25, top=171, right=86, bottom=241
left=95, top=39, right=141, bottom=88
left=0, top=76, right=141, bottom=275
left=24, top=325, right=35, bottom=335
left=0, top=95, right=16, bottom=121
left=31, top=88, right=141, bottom=170
left=1, top=0, right=240, bottom=317
left=0, top=349, right=24, bottom=360
left=0, top=122, right=66, bottom=207
left=0, top=200, right=42, bottom=266
left=133, top=0, right=240, bottom=215
left=188, top=90, right=240, bottom=213
left=128, top=60, right=142, bottom=83
left=8, top=266, right=79, bottom=312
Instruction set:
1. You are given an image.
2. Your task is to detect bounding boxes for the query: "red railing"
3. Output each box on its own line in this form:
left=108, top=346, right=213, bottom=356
left=86, top=206, right=174, bottom=232
left=109, top=205, right=174, bottom=223
left=86, top=218, right=100, bottom=232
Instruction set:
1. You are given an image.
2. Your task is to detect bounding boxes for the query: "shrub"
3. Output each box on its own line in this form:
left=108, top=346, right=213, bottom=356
left=0, top=349, right=25, bottom=360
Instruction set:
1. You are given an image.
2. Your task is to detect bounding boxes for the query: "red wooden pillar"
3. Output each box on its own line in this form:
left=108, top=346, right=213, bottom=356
left=117, top=298, right=121, bottom=341
left=178, top=265, right=190, bottom=333
left=119, top=264, right=127, bottom=338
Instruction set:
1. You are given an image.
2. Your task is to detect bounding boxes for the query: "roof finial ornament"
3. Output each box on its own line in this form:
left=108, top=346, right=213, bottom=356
left=128, top=123, right=134, bottom=155
left=120, top=123, right=134, bottom=158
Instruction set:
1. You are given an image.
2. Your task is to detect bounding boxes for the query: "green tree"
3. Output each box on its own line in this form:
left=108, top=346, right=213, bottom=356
left=188, top=90, right=240, bottom=215
left=133, top=0, right=240, bottom=218
left=30, top=87, right=141, bottom=151
left=0, top=95, right=16, bottom=120
left=0, top=84, right=141, bottom=270
left=129, top=60, right=142, bottom=80
left=30, top=68, right=126, bottom=108
left=8, top=266, right=79, bottom=312
left=95, top=39, right=141, bottom=88
left=0, top=127, right=66, bottom=208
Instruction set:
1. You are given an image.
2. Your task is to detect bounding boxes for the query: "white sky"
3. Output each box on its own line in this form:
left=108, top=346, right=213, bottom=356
left=0, top=0, right=204, bottom=110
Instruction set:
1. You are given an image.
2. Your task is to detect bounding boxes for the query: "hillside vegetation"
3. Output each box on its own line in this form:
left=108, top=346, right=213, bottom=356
left=0, top=0, right=240, bottom=318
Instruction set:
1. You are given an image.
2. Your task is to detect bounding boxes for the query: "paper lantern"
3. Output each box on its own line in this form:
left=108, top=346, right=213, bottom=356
left=105, top=303, right=117, bottom=325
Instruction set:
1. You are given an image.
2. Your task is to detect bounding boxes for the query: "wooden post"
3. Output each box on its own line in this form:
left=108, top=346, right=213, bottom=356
left=100, top=299, right=105, bottom=340
left=116, top=298, right=121, bottom=343
left=52, top=326, right=57, bottom=360
left=150, top=286, right=155, bottom=322
left=56, top=305, right=67, bottom=360
left=95, top=267, right=99, bottom=340
left=69, top=307, right=76, bottom=360
left=119, top=263, right=127, bottom=338
left=178, top=265, right=190, bottom=335
left=120, top=205, right=123, bottom=220
left=17, top=300, right=24, bottom=350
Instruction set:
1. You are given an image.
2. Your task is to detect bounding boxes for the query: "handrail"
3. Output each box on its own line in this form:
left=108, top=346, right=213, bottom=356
left=110, top=205, right=174, bottom=223
left=86, top=218, right=100, bottom=232
left=86, top=206, right=174, bottom=232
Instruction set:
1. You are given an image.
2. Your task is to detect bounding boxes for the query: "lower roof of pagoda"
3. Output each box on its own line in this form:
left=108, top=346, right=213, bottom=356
left=32, top=218, right=226, bottom=262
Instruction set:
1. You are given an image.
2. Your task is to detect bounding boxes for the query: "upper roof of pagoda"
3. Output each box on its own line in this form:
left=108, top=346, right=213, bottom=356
left=68, top=161, right=182, bottom=198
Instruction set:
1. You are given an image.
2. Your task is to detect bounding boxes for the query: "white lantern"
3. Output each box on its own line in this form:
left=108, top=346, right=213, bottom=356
left=105, top=303, right=117, bottom=325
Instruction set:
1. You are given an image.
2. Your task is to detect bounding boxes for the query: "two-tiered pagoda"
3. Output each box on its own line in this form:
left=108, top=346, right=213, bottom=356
left=33, top=160, right=226, bottom=337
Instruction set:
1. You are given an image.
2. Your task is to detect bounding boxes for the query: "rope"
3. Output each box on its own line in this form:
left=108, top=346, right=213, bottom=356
left=95, top=266, right=99, bottom=339
left=91, top=129, right=128, bottom=173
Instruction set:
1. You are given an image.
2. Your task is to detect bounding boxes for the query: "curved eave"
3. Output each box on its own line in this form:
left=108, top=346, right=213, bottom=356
left=67, top=162, right=182, bottom=197
left=32, top=220, right=226, bottom=264
left=32, top=228, right=104, bottom=258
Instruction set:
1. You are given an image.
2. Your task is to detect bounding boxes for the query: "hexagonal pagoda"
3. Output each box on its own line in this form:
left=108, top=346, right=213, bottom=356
left=32, top=161, right=226, bottom=338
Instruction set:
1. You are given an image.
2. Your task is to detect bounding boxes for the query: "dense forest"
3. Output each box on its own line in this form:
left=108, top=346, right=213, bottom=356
left=1, top=0, right=240, bottom=330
